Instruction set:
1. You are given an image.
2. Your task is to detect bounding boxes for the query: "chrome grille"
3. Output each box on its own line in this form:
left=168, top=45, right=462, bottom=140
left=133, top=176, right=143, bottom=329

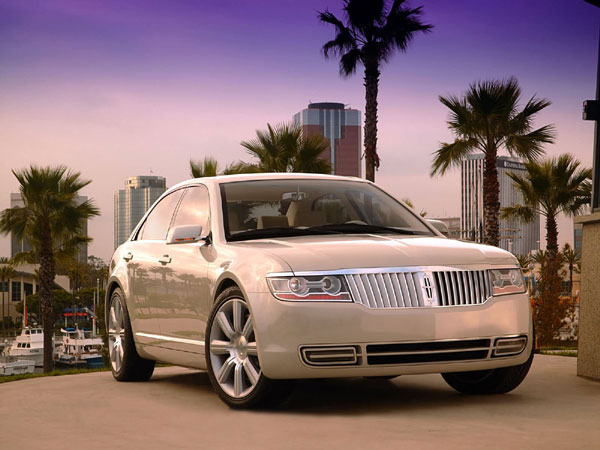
left=433, top=270, right=491, bottom=306
left=345, top=269, right=492, bottom=309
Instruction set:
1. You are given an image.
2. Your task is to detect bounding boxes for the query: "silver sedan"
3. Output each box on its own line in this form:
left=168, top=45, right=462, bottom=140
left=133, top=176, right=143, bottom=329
left=106, top=173, right=533, bottom=408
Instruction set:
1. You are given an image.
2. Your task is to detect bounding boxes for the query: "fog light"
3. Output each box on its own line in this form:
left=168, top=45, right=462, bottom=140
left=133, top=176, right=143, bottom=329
left=493, top=336, right=527, bottom=357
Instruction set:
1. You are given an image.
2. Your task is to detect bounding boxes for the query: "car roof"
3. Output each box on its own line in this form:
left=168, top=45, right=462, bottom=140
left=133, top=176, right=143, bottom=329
left=168, top=172, right=368, bottom=191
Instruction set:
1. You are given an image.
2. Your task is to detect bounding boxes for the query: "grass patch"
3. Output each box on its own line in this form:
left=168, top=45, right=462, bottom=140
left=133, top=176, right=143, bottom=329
left=540, top=350, right=578, bottom=357
left=0, top=367, right=109, bottom=384
left=540, top=345, right=578, bottom=351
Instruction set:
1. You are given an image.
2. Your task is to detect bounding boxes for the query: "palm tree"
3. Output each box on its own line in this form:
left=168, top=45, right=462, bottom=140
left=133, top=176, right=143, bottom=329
left=241, top=122, right=331, bottom=173
left=401, top=198, right=427, bottom=217
left=562, top=243, right=580, bottom=297
left=0, top=166, right=99, bottom=372
left=0, top=257, right=16, bottom=333
left=190, top=157, right=219, bottom=178
left=515, top=254, right=531, bottom=272
left=189, top=157, right=259, bottom=178
left=431, top=77, right=555, bottom=247
left=319, top=0, right=432, bottom=182
left=500, top=154, right=591, bottom=255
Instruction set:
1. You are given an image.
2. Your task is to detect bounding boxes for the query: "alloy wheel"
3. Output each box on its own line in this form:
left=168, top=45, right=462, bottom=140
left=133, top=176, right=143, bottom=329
left=108, top=295, right=126, bottom=373
left=209, top=298, right=261, bottom=398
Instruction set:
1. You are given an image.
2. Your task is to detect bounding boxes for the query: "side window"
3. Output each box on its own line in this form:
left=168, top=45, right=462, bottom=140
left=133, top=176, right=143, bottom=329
left=138, top=191, right=184, bottom=241
left=171, top=185, right=211, bottom=234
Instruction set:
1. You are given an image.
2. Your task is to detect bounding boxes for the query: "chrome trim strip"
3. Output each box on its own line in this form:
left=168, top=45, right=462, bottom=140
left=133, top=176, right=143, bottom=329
left=266, top=265, right=520, bottom=277
left=367, top=347, right=492, bottom=357
left=136, top=332, right=205, bottom=347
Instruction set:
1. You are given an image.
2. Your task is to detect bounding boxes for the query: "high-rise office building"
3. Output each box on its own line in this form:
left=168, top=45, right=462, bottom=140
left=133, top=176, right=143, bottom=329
left=461, top=154, right=540, bottom=256
left=293, top=102, right=362, bottom=177
left=10, top=193, right=89, bottom=262
left=114, top=175, right=167, bottom=248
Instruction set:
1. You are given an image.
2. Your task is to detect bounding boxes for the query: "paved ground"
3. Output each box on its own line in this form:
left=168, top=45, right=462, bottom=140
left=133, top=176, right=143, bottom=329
left=1, top=355, right=599, bottom=450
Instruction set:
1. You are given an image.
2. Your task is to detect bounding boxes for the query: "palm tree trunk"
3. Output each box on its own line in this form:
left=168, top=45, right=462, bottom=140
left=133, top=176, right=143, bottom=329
left=545, top=214, right=559, bottom=255
left=1, top=278, right=4, bottom=334
left=363, top=61, right=380, bottom=182
left=483, top=151, right=500, bottom=247
left=39, top=224, right=55, bottom=373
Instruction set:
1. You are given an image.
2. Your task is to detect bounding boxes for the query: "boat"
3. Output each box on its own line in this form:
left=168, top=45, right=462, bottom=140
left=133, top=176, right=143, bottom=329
left=7, top=327, right=48, bottom=367
left=0, top=356, right=35, bottom=376
left=55, top=327, right=104, bottom=368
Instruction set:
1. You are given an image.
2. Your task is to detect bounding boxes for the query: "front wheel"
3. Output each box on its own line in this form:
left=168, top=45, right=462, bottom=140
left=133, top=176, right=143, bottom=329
left=206, top=287, right=291, bottom=409
left=107, top=288, right=155, bottom=382
left=442, top=338, right=534, bottom=395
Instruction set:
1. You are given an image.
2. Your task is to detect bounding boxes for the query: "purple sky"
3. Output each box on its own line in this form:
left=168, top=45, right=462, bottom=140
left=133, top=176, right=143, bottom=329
left=1, top=0, right=599, bottom=260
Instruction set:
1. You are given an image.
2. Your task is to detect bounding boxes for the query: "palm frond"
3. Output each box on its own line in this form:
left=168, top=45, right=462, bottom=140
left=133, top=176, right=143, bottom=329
left=505, top=124, right=555, bottom=161
left=430, top=138, right=477, bottom=176
left=339, top=48, right=362, bottom=76
left=190, top=157, right=219, bottom=178
left=500, top=204, right=536, bottom=223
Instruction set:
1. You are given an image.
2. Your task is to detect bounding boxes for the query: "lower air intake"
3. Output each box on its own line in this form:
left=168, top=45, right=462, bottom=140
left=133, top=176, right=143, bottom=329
left=301, top=346, right=358, bottom=366
left=366, top=339, right=492, bottom=365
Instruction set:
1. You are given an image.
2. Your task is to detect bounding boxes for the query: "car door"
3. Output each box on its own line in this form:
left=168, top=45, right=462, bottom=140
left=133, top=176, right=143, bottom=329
left=156, top=184, right=211, bottom=353
left=126, top=189, right=184, bottom=343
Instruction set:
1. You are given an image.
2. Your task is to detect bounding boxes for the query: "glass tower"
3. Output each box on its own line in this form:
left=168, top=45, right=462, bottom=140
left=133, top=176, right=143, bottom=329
left=114, top=176, right=167, bottom=248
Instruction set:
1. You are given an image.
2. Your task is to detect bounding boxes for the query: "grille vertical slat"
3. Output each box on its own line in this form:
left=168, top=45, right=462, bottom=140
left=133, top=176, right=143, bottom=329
left=376, top=273, right=391, bottom=308
left=444, top=272, right=452, bottom=306
left=476, top=271, right=484, bottom=303
left=391, top=273, right=405, bottom=307
left=398, top=273, right=411, bottom=307
left=347, top=274, right=362, bottom=306
left=435, top=273, right=446, bottom=306
left=357, top=274, right=372, bottom=308
left=368, top=273, right=383, bottom=308
left=461, top=271, right=469, bottom=305
left=469, top=271, right=476, bottom=304
left=451, top=272, right=459, bottom=306
left=382, top=273, right=397, bottom=308
left=412, top=272, right=425, bottom=307
left=406, top=273, right=419, bottom=307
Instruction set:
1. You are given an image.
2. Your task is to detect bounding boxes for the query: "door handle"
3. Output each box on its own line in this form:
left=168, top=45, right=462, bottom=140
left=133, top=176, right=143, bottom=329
left=123, top=252, right=133, bottom=262
left=158, top=255, right=171, bottom=265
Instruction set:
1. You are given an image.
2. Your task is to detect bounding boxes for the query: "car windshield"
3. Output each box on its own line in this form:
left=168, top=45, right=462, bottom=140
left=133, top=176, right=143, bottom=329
left=220, top=179, right=434, bottom=241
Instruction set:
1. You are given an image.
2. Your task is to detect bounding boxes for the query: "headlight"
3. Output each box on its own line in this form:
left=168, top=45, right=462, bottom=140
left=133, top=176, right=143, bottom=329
left=489, top=268, right=525, bottom=296
left=267, top=275, right=352, bottom=302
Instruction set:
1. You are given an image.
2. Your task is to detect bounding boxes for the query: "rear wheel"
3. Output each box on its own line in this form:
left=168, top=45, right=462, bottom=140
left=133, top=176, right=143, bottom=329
left=206, top=287, right=291, bottom=409
left=108, top=287, right=155, bottom=382
left=442, top=337, right=534, bottom=395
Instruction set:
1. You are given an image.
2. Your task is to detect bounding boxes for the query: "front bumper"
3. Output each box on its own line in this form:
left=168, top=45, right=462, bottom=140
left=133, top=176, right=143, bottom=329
left=249, top=292, right=532, bottom=379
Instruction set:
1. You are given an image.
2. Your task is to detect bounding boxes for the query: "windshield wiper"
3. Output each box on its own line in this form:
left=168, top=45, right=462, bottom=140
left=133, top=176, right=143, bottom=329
left=306, top=223, right=422, bottom=235
left=228, top=227, right=342, bottom=242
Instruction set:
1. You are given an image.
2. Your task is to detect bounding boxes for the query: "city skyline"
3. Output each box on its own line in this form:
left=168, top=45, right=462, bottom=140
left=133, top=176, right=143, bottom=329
left=1, top=0, right=599, bottom=261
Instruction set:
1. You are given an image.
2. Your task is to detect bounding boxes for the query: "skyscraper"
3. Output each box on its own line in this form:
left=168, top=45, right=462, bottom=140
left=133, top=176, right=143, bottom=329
left=114, top=176, right=167, bottom=249
left=293, top=102, right=362, bottom=177
left=461, top=154, right=540, bottom=256
left=10, top=193, right=89, bottom=262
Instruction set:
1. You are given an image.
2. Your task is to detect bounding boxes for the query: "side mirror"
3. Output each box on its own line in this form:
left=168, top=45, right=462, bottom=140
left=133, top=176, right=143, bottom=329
left=426, top=219, right=449, bottom=237
left=167, top=225, right=205, bottom=245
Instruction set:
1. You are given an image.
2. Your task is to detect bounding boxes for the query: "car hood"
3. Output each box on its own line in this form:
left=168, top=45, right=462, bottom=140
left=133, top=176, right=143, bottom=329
left=231, top=234, right=517, bottom=272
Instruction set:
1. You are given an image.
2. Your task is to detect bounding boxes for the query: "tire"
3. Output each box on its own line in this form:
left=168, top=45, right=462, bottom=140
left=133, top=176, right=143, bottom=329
left=441, top=335, right=534, bottom=395
left=107, top=287, right=155, bottom=382
left=205, top=286, right=292, bottom=409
